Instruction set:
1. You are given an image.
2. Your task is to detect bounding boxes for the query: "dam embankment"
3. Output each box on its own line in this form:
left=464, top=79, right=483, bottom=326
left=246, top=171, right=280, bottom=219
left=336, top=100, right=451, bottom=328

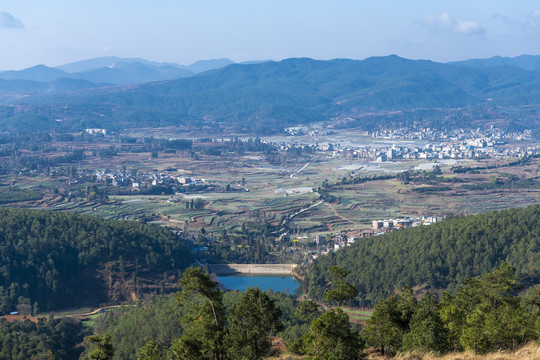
left=208, top=264, right=297, bottom=276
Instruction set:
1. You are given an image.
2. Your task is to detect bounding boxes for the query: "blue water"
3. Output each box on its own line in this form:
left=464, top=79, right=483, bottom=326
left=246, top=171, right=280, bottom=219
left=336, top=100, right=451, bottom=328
left=217, top=275, right=300, bottom=294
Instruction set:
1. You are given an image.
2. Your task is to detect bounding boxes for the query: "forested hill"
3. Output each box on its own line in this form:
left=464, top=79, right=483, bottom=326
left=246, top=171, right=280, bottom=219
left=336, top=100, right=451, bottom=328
left=0, top=208, right=192, bottom=313
left=449, top=54, right=540, bottom=72
left=304, top=205, right=540, bottom=303
left=6, top=55, right=540, bottom=134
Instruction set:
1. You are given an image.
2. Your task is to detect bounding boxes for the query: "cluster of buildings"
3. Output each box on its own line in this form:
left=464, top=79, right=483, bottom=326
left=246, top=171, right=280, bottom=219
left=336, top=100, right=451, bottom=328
left=284, top=127, right=335, bottom=136
left=277, top=126, right=539, bottom=162
left=369, top=127, right=534, bottom=142
left=177, top=177, right=206, bottom=187
left=371, top=216, right=438, bottom=232
left=91, top=170, right=207, bottom=190
left=84, top=128, right=107, bottom=136
left=300, top=214, right=439, bottom=260
left=334, top=138, right=539, bottom=162
left=301, top=232, right=360, bottom=258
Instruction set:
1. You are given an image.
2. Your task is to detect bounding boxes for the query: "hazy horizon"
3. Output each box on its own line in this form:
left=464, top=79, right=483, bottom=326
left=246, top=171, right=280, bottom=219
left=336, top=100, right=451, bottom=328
left=2, top=53, right=540, bottom=73
left=1, top=1, right=540, bottom=70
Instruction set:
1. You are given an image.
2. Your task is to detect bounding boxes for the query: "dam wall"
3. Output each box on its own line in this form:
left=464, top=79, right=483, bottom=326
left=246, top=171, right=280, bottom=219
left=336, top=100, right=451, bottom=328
left=208, top=264, right=297, bottom=276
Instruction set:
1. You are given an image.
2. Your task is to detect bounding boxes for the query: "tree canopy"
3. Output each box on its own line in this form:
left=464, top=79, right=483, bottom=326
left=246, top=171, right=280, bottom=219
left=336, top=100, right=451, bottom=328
left=363, top=263, right=540, bottom=356
left=224, top=287, right=283, bottom=360
left=305, top=205, right=540, bottom=303
left=0, top=208, right=192, bottom=312
left=0, top=317, right=84, bottom=360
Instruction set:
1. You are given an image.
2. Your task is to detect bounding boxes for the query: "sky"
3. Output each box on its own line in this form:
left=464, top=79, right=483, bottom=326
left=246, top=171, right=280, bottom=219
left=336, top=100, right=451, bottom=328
left=0, top=0, right=539, bottom=70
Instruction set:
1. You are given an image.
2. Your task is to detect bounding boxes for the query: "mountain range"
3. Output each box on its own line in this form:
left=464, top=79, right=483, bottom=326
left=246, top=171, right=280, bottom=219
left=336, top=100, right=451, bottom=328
left=1, top=55, right=540, bottom=134
left=449, top=54, right=540, bottom=72
left=2, top=54, right=539, bottom=93
left=0, top=57, right=237, bottom=90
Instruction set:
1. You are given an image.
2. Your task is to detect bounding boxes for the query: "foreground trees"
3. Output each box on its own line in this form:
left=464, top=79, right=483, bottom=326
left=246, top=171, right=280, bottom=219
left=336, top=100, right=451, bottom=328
left=224, top=288, right=283, bottom=360
left=95, top=263, right=539, bottom=359
left=324, top=266, right=358, bottom=306
left=402, top=295, right=449, bottom=354
left=362, top=295, right=407, bottom=355
left=171, top=267, right=226, bottom=360
left=300, top=308, right=361, bottom=360
left=141, top=267, right=362, bottom=359
left=171, top=268, right=282, bottom=360
left=87, top=334, right=115, bottom=360
left=363, top=263, right=540, bottom=355
left=441, top=262, right=537, bottom=353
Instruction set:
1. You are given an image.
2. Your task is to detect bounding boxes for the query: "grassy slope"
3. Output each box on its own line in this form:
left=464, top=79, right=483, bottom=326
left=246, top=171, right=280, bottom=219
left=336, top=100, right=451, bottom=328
left=268, top=343, right=540, bottom=359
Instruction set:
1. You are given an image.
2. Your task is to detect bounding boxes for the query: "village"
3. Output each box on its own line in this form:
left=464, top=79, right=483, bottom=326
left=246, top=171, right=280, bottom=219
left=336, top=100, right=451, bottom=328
left=288, top=214, right=439, bottom=263
left=283, top=126, right=539, bottom=161
left=63, top=126, right=539, bottom=195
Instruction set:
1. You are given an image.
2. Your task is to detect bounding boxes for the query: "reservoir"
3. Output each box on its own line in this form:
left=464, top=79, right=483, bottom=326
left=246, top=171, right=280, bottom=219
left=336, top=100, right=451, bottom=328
left=217, top=275, right=300, bottom=294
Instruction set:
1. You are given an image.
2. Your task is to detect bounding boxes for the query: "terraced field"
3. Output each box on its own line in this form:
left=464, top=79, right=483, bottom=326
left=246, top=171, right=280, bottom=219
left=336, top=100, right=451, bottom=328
left=5, top=134, right=539, bottom=240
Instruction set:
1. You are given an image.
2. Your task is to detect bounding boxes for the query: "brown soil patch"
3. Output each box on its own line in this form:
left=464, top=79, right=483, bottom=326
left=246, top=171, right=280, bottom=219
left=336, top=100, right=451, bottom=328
left=3, top=314, right=38, bottom=323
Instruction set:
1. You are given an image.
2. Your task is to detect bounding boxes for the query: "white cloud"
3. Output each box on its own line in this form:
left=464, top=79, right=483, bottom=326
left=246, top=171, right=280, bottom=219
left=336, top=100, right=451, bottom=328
left=420, top=13, right=484, bottom=36
left=0, top=11, right=23, bottom=29
left=455, top=21, right=483, bottom=35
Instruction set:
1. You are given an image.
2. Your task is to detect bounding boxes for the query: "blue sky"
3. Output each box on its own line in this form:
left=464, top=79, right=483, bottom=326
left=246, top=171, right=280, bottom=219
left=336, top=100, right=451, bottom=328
left=0, top=0, right=539, bottom=70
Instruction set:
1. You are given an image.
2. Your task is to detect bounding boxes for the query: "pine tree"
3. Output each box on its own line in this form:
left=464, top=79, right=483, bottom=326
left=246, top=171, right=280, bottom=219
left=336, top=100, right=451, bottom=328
left=87, top=334, right=114, bottom=360
left=224, top=287, right=282, bottom=360
left=301, top=308, right=360, bottom=360
left=402, top=295, right=449, bottom=354
left=172, top=267, right=225, bottom=360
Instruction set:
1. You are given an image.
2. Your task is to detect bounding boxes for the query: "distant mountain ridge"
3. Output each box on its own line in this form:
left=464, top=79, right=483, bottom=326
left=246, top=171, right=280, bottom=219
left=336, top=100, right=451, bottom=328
left=1, top=55, right=540, bottom=133
left=0, top=64, right=67, bottom=82
left=3, top=54, right=540, bottom=90
left=449, top=55, right=540, bottom=72
left=55, top=56, right=185, bottom=73
left=0, top=57, right=238, bottom=88
left=71, top=55, right=540, bottom=127
left=0, top=77, right=103, bottom=93
left=55, top=56, right=235, bottom=74
left=2, top=54, right=540, bottom=94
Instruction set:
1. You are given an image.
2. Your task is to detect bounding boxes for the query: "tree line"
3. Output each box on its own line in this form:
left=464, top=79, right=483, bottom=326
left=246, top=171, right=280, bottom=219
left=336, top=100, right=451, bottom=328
left=0, top=188, right=43, bottom=204
left=86, top=262, right=539, bottom=359
left=0, top=317, right=84, bottom=360
left=90, top=267, right=362, bottom=360
left=363, top=263, right=539, bottom=356
left=304, top=204, right=540, bottom=304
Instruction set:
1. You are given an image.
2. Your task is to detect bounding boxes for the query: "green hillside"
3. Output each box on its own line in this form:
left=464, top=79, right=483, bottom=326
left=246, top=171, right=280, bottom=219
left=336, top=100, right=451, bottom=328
left=304, top=205, right=540, bottom=303
left=0, top=208, right=192, bottom=312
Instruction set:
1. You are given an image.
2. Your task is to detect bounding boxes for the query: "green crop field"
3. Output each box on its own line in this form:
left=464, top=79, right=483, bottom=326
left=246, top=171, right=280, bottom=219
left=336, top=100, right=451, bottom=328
left=4, top=132, right=538, bottom=241
left=44, top=155, right=540, bottom=237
